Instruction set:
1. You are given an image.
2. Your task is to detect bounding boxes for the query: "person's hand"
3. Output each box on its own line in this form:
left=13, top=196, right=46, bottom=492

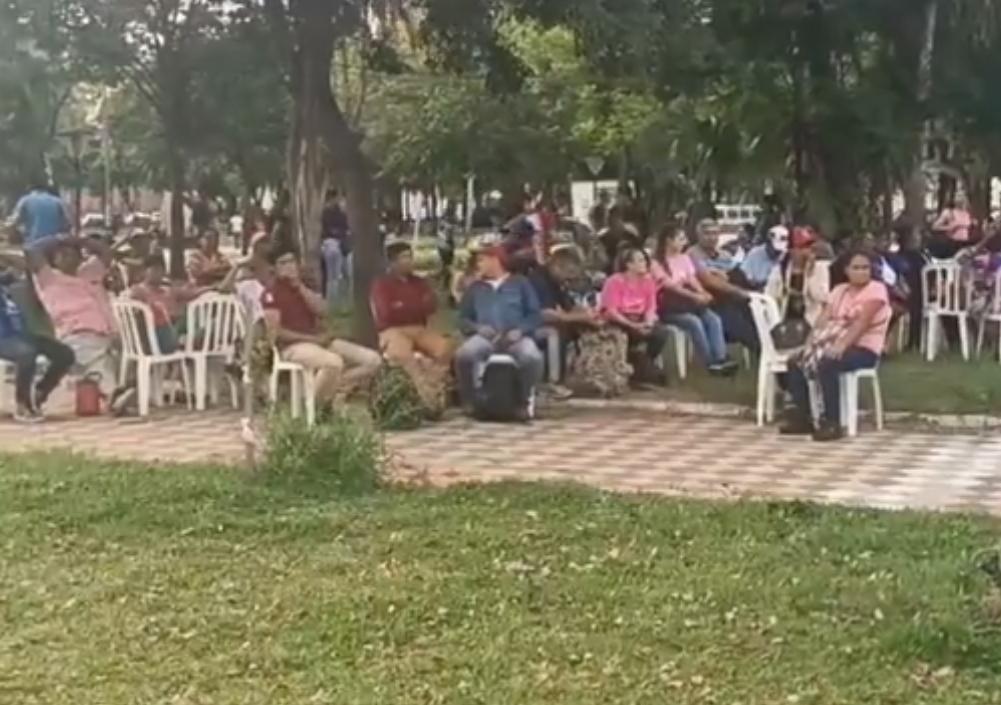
left=637, top=322, right=654, bottom=335
left=505, top=329, right=524, bottom=343
left=828, top=340, right=847, bottom=359
left=696, top=292, right=713, bottom=306
left=476, top=326, right=497, bottom=340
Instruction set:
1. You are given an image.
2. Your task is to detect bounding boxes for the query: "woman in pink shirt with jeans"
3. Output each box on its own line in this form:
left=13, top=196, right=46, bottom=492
left=653, top=227, right=738, bottom=375
left=782, top=250, right=892, bottom=442
left=601, top=247, right=670, bottom=386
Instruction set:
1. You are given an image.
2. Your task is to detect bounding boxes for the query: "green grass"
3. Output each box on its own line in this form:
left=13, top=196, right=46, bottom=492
left=3, top=453, right=1001, bottom=704
left=667, top=352, right=1001, bottom=417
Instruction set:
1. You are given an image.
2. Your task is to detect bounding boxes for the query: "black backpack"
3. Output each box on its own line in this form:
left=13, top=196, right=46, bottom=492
left=474, top=355, right=528, bottom=422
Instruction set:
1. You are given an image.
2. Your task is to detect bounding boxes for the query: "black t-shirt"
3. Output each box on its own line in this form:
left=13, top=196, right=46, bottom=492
left=529, top=267, right=574, bottom=312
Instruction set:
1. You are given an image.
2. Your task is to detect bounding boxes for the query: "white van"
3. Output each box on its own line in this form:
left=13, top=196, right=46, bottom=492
left=716, top=204, right=761, bottom=241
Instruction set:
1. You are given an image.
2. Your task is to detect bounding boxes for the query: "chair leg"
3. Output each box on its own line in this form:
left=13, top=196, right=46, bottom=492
left=675, top=332, right=687, bottom=380
left=289, top=372, right=302, bottom=419
left=137, top=360, right=151, bottom=417
left=179, top=360, right=193, bottom=411
left=194, top=357, right=208, bottom=411
left=546, top=333, right=560, bottom=384
left=977, top=318, right=987, bottom=359
left=959, top=315, right=971, bottom=361
left=926, top=315, right=937, bottom=362
left=843, top=376, right=859, bottom=438
left=871, top=375, right=884, bottom=431
left=303, top=371, right=316, bottom=427
left=269, top=369, right=280, bottom=404
left=756, top=367, right=768, bottom=426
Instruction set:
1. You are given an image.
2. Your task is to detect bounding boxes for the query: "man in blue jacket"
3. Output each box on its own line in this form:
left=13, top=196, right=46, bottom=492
left=456, top=246, right=544, bottom=415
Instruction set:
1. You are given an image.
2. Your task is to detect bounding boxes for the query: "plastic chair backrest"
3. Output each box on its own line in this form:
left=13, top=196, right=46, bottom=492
left=113, top=299, right=162, bottom=358
left=922, top=262, right=967, bottom=315
left=185, top=294, right=244, bottom=356
left=747, top=293, right=782, bottom=360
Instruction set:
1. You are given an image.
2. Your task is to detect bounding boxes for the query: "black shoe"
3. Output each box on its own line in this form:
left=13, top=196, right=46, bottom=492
left=812, top=420, right=846, bottom=443
left=779, top=414, right=814, bottom=436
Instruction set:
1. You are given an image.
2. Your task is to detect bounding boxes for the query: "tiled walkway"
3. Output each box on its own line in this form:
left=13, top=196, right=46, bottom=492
left=1, top=409, right=1000, bottom=516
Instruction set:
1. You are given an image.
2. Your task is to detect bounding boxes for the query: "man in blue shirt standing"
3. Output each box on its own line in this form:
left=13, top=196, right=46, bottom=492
left=11, top=183, right=71, bottom=252
left=456, top=246, right=544, bottom=416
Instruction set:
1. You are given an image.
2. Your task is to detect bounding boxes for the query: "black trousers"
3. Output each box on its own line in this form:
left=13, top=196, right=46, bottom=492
left=0, top=334, right=75, bottom=408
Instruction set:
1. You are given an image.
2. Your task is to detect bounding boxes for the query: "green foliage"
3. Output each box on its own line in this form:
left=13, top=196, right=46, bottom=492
left=264, top=413, right=383, bottom=495
left=368, top=364, right=427, bottom=431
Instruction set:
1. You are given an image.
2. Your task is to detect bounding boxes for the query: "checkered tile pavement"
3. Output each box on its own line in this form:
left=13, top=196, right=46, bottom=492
left=1, top=408, right=1000, bottom=516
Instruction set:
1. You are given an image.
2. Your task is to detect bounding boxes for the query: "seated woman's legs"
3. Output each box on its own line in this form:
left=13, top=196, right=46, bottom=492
left=662, top=313, right=711, bottom=363
left=814, top=348, right=879, bottom=426
left=31, top=335, right=75, bottom=408
left=0, top=336, right=39, bottom=412
left=697, top=309, right=729, bottom=364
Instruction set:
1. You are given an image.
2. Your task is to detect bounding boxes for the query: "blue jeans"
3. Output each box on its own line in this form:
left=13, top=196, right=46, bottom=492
left=0, top=334, right=75, bottom=408
left=661, top=309, right=728, bottom=365
left=321, top=239, right=351, bottom=307
left=787, top=347, right=879, bottom=423
left=455, top=334, right=544, bottom=407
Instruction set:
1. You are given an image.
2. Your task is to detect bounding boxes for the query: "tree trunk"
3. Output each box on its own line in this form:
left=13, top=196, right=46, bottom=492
left=904, top=0, right=939, bottom=235
left=168, top=151, right=186, bottom=280
left=290, top=0, right=380, bottom=346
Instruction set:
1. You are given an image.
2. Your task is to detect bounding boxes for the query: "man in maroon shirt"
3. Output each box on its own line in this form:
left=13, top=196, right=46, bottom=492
left=262, top=248, right=381, bottom=403
left=371, top=242, right=452, bottom=365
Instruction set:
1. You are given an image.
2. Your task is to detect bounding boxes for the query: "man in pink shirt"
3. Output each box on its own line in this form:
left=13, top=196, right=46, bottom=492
left=30, top=237, right=123, bottom=401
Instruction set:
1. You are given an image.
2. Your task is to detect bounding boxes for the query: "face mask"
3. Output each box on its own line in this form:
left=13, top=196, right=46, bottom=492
left=769, top=226, right=790, bottom=254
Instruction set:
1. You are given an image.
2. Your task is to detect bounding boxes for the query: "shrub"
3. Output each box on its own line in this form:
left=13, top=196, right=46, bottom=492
left=263, top=413, right=382, bottom=495
left=369, top=364, right=425, bottom=431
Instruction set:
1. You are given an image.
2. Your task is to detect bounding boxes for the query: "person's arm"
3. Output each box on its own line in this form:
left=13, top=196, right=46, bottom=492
left=697, top=269, right=749, bottom=300
left=295, top=280, right=327, bottom=317
left=518, top=278, right=543, bottom=334
left=261, top=297, right=326, bottom=347
left=831, top=300, right=883, bottom=357
left=370, top=279, right=392, bottom=330
left=643, top=279, right=658, bottom=326
left=81, top=236, right=114, bottom=267
left=458, top=285, right=479, bottom=336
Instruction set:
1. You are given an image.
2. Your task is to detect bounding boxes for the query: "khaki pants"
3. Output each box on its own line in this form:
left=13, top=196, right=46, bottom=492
left=283, top=339, right=382, bottom=402
left=379, top=326, right=453, bottom=364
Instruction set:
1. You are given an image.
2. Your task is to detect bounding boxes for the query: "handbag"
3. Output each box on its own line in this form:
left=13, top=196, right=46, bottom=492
left=657, top=288, right=707, bottom=316
left=771, top=319, right=811, bottom=350
left=794, top=319, right=849, bottom=376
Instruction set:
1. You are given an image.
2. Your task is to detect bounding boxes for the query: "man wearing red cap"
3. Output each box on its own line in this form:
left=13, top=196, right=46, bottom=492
left=456, top=245, right=544, bottom=418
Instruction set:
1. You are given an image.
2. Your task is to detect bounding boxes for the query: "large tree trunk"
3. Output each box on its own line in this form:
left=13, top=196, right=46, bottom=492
left=904, top=0, right=939, bottom=235
left=291, top=0, right=380, bottom=346
left=168, top=150, right=186, bottom=280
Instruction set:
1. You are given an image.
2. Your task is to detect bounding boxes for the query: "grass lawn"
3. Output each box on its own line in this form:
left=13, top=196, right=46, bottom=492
left=664, top=352, right=1001, bottom=417
left=3, top=453, right=1001, bottom=704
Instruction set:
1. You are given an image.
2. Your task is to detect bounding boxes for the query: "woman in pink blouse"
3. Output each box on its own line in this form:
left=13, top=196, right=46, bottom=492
left=601, top=247, right=670, bottom=386
left=782, top=250, right=892, bottom=442
left=653, top=227, right=738, bottom=375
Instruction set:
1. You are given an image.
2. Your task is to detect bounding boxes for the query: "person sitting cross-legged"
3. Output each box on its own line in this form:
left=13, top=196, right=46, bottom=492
left=455, top=246, right=544, bottom=419
left=372, top=242, right=453, bottom=366
left=781, top=250, right=892, bottom=442
left=0, top=270, right=74, bottom=423
left=262, top=248, right=381, bottom=407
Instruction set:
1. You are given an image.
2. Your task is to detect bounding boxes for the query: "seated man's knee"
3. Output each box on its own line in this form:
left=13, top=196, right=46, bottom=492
left=456, top=338, right=489, bottom=363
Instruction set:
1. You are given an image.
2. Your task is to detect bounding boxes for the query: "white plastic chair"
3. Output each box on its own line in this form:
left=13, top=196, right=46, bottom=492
left=663, top=326, right=689, bottom=380
left=113, top=299, right=193, bottom=417
left=976, top=270, right=1001, bottom=362
left=269, top=345, right=317, bottom=427
left=838, top=368, right=884, bottom=438
left=537, top=327, right=562, bottom=383
left=922, top=261, right=970, bottom=361
left=747, top=293, right=793, bottom=426
left=185, top=294, right=245, bottom=410
left=0, top=360, right=14, bottom=414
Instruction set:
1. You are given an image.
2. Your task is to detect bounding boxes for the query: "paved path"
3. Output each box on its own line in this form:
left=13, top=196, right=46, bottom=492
left=1, top=409, right=1000, bottom=516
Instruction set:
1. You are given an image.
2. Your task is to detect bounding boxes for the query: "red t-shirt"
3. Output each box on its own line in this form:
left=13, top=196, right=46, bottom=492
left=370, top=274, right=437, bottom=332
left=261, top=278, right=319, bottom=335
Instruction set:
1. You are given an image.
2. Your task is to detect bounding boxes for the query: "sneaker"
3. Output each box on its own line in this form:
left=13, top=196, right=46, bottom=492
left=110, top=386, right=137, bottom=417
left=779, top=413, right=814, bottom=436
left=812, top=420, right=846, bottom=443
left=541, top=383, right=574, bottom=401
left=13, top=406, right=44, bottom=424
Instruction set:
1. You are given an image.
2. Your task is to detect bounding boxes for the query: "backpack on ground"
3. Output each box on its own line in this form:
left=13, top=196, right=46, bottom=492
left=474, top=354, right=528, bottom=422
left=565, top=327, right=631, bottom=398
